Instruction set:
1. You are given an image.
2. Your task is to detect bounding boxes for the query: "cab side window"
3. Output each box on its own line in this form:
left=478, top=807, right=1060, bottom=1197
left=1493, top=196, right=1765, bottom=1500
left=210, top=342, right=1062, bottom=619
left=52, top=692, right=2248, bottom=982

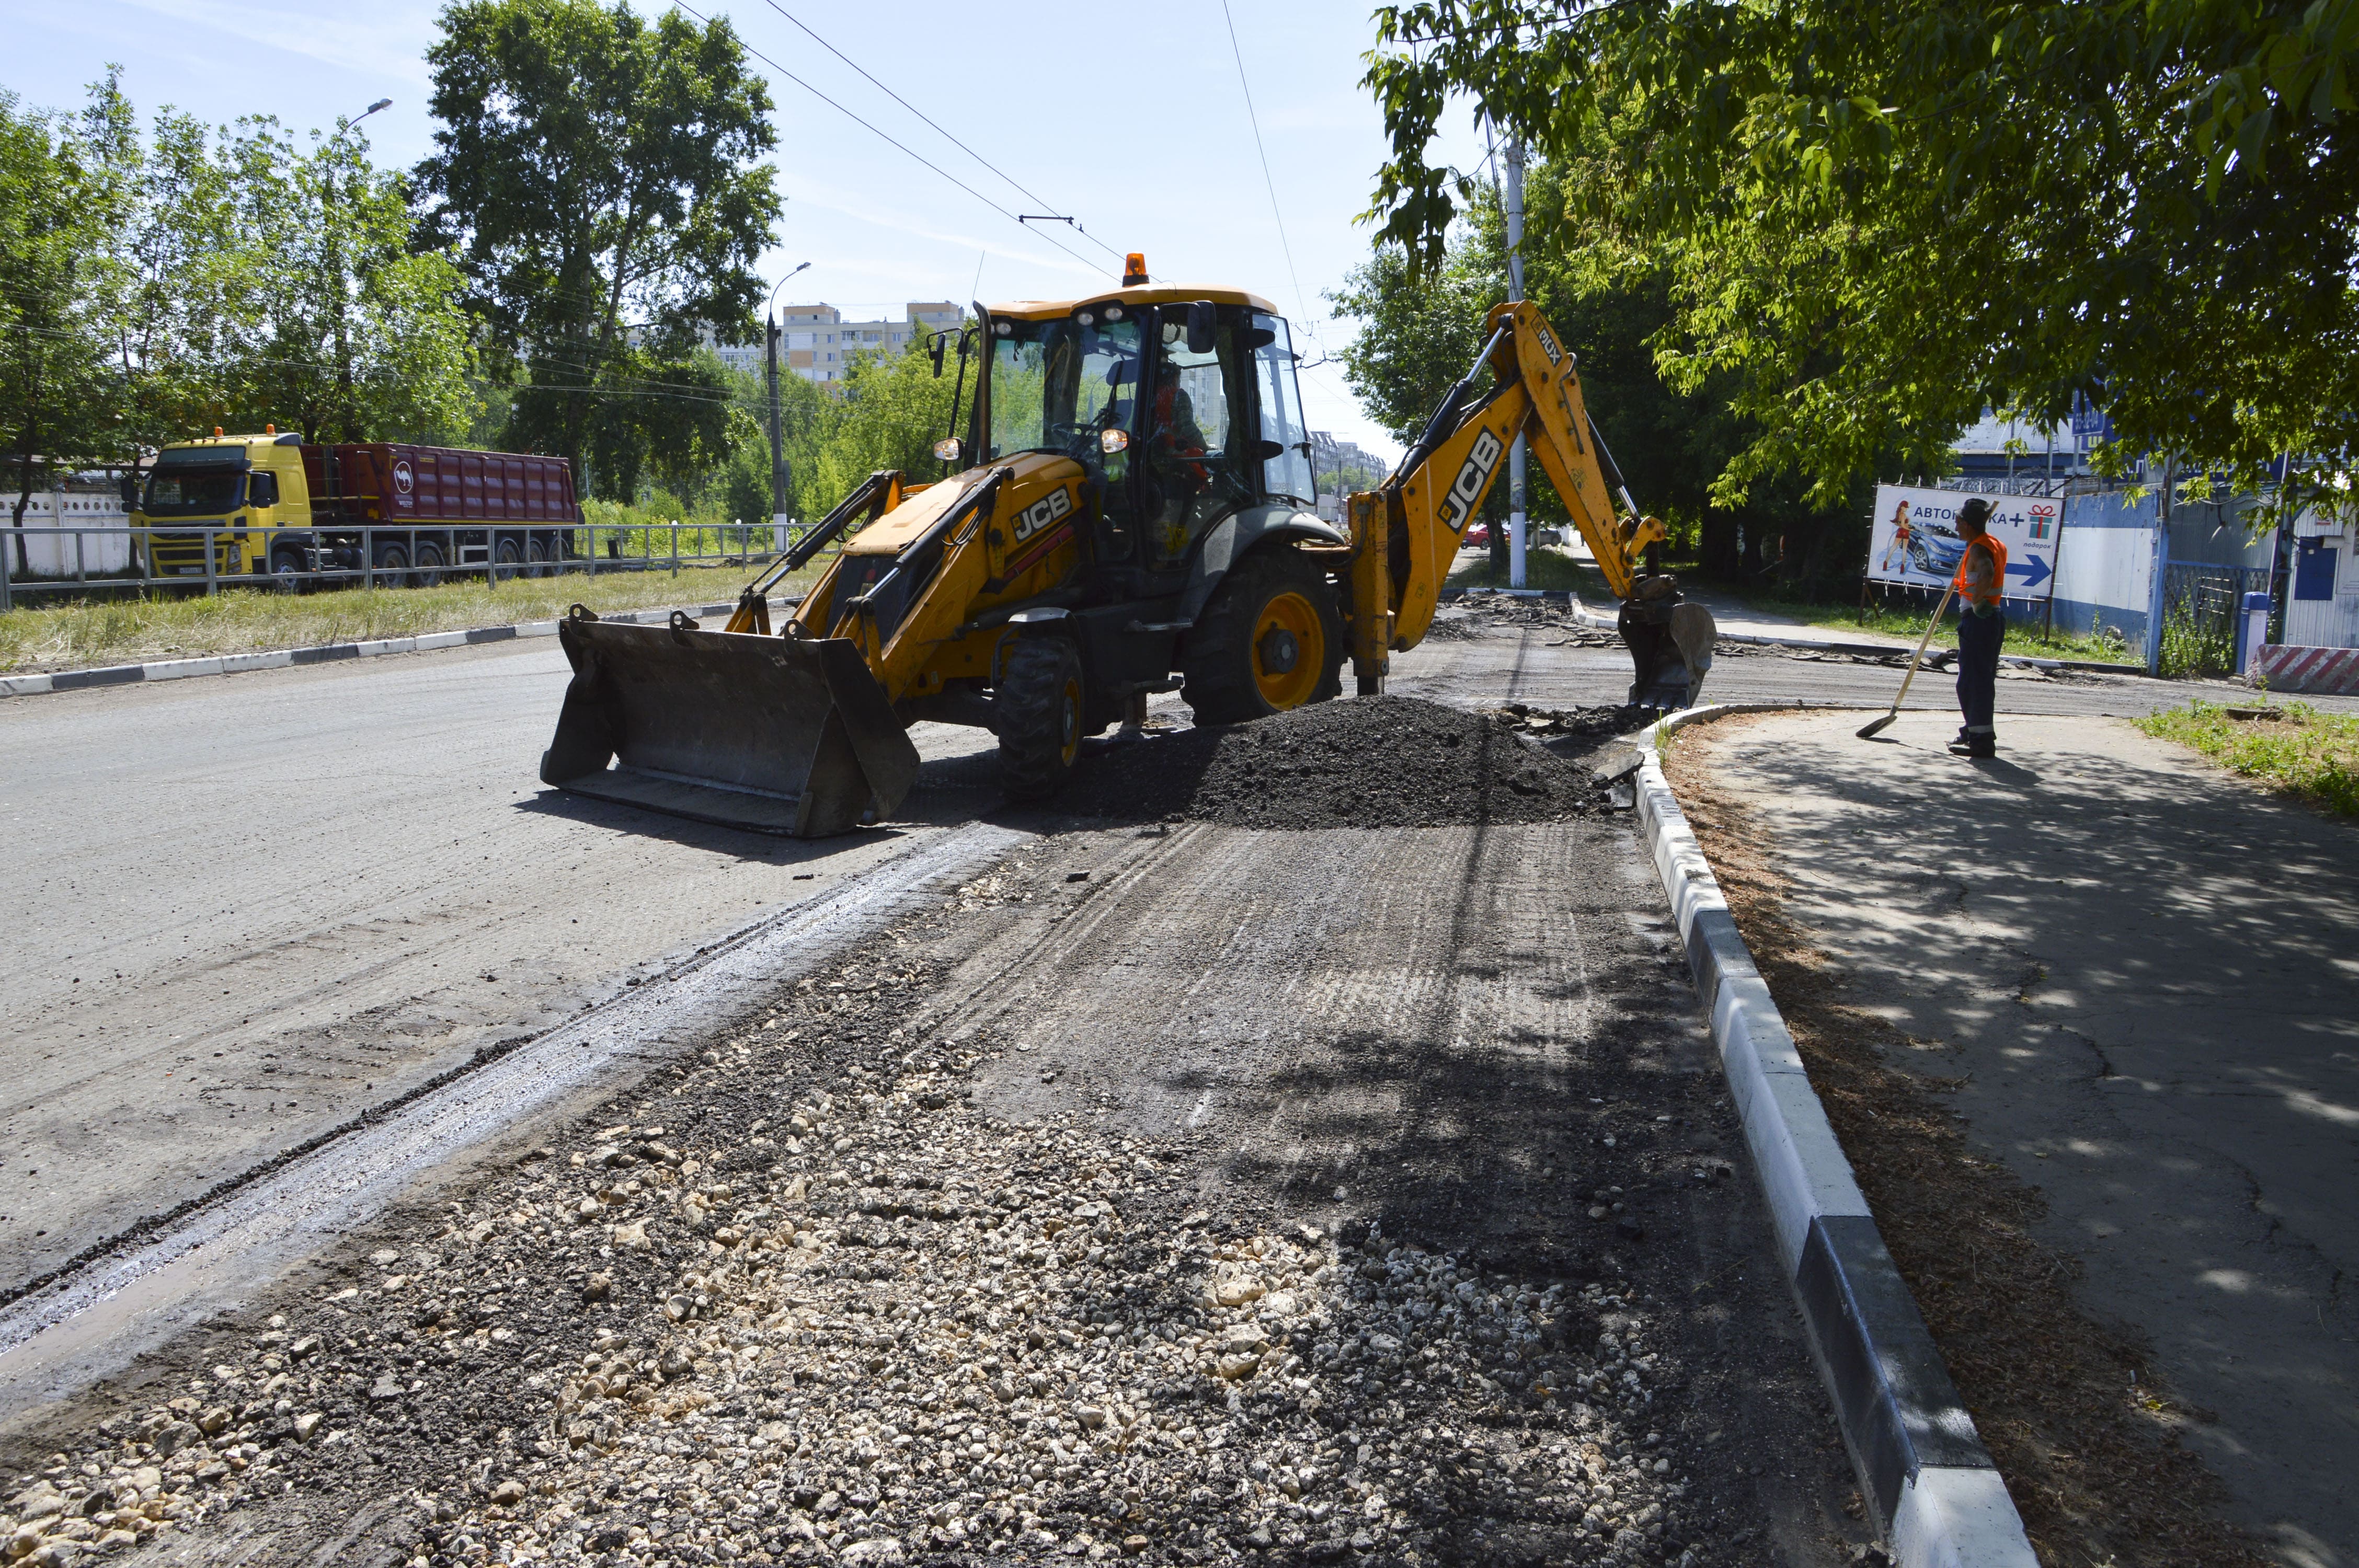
left=248, top=470, right=280, bottom=509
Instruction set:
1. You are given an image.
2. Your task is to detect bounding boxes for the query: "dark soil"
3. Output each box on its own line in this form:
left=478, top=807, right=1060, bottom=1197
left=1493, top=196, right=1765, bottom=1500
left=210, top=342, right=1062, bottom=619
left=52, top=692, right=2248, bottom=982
left=1062, top=696, right=1643, bottom=829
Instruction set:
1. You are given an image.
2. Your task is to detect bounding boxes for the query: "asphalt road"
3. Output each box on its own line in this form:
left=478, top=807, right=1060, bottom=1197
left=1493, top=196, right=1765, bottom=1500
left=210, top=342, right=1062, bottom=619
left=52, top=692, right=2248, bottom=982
left=0, top=616, right=2319, bottom=1305
left=0, top=641, right=1003, bottom=1297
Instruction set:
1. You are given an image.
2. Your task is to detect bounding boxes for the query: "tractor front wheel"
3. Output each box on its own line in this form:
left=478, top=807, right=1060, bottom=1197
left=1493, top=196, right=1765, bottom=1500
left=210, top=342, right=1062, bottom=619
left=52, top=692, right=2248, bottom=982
left=1181, top=549, right=1344, bottom=725
left=995, top=637, right=1085, bottom=802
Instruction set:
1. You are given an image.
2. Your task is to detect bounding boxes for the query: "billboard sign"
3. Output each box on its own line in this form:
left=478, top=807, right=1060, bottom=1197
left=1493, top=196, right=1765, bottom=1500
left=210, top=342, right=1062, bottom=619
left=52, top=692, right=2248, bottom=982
left=1868, top=485, right=2059, bottom=597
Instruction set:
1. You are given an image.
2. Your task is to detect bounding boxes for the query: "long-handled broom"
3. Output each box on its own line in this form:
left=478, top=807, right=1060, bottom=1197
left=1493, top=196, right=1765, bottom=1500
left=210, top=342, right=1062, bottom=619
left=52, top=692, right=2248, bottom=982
left=1856, top=585, right=1955, bottom=739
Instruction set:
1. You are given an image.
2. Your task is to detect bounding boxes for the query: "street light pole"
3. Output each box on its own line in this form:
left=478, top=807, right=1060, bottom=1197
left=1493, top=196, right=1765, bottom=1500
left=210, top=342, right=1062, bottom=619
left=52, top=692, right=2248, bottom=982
left=1504, top=139, right=1529, bottom=589
left=766, top=262, right=810, bottom=552
left=328, top=99, right=391, bottom=444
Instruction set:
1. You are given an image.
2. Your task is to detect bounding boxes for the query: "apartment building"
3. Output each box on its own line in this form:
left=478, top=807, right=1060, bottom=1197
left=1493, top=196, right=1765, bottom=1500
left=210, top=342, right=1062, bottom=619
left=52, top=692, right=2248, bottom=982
left=739, top=302, right=963, bottom=386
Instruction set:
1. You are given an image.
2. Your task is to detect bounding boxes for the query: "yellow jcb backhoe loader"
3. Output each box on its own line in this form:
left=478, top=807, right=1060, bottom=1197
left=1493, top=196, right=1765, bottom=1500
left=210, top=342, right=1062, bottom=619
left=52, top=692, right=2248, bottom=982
left=540, top=261, right=1714, bottom=837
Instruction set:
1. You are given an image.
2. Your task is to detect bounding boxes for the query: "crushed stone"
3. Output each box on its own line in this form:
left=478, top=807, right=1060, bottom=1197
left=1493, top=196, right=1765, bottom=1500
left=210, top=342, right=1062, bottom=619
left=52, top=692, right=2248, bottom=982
left=0, top=918, right=1756, bottom=1568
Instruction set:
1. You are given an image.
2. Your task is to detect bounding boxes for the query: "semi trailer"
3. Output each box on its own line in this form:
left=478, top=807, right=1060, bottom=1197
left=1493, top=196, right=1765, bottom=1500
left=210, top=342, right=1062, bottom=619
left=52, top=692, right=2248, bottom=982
left=136, top=431, right=584, bottom=587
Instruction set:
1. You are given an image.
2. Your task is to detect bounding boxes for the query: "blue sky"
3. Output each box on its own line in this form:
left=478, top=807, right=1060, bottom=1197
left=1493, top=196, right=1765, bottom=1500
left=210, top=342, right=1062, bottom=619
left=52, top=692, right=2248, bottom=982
left=7, top=0, right=1494, bottom=457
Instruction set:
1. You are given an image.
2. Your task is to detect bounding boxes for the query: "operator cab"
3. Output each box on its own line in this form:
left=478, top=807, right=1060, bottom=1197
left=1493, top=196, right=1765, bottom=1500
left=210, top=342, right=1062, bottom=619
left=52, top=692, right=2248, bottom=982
left=959, top=269, right=1320, bottom=581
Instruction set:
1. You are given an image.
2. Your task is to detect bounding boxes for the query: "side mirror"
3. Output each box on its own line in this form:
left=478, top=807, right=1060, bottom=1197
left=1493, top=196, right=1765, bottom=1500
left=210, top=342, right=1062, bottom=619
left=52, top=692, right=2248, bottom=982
left=1253, top=440, right=1285, bottom=463
left=1185, top=301, right=1217, bottom=355
left=929, top=335, right=948, bottom=377
left=933, top=437, right=963, bottom=463
left=1239, top=326, right=1277, bottom=351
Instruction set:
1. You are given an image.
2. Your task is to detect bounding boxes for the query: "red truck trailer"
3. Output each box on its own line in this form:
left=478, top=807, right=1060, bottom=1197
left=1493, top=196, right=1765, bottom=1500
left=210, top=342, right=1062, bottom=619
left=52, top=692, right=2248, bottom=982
left=300, top=442, right=585, bottom=584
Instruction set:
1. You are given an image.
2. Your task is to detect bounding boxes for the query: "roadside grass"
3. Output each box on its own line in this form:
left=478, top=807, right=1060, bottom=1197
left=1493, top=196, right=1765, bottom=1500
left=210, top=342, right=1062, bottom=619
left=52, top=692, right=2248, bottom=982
left=2137, top=700, right=2359, bottom=817
left=0, top=564, right=818, bottom=675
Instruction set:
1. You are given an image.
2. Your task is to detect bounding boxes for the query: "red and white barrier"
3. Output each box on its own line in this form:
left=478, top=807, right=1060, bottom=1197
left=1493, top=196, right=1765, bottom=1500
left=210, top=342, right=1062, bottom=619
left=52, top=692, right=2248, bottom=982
left=2253, top=643, right=2359, bottom=695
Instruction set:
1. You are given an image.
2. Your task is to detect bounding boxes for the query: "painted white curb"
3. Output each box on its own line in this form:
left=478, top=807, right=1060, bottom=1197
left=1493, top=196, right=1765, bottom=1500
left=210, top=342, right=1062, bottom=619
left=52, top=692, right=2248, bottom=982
left=1634, top=702, right=2037, bottom=1567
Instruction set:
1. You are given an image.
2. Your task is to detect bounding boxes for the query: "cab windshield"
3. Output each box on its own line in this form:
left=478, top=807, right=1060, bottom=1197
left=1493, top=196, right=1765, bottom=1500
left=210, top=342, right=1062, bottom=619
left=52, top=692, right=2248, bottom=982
left=144, top=459, right=247, bottom=517
left=984, top=313, right=1142, bottom=462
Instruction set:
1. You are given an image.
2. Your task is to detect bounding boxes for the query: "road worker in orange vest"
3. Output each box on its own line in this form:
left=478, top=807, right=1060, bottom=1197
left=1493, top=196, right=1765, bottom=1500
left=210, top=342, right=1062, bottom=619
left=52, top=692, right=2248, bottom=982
left=1950, top=498, right=2008, bottom=758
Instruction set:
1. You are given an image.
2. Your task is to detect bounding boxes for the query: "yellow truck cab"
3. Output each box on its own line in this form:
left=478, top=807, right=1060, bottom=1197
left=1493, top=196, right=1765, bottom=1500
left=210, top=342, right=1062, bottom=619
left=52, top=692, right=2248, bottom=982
left=135, top=430, right=312, bottom=585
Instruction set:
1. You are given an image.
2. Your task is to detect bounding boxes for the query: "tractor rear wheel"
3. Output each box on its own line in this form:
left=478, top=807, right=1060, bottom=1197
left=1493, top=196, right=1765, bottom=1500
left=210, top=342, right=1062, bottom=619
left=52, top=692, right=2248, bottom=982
left=995, top=637, right=1085, bottom=802
left=1181, top=549, right=1344, bottom=725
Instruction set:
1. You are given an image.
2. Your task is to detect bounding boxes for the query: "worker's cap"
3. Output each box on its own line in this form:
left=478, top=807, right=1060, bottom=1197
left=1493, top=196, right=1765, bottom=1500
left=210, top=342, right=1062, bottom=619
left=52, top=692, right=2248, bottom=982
left=1955, top=497, right=1994, bottom=531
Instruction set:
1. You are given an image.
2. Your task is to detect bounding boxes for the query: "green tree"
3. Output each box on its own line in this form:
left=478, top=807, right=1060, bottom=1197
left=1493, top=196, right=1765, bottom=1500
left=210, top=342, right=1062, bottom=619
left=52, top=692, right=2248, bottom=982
left=1335, top=160, right=1864, bottom=586
left=816, top=339, right=962, bottom=501
left=1361, top=0, right=2359, bottom=512
left=0, top=89, right=118, bottom=570
left=214, top=117, right=477, bottom=443
left=414, top=0, right=782, bottom=495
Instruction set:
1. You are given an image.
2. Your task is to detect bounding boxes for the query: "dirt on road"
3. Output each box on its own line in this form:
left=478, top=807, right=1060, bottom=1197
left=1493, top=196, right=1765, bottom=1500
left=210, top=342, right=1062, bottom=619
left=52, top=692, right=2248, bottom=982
left=2, top=817, right=1872, bottom=1568
left=1061, top=697, right=1642, bottom=829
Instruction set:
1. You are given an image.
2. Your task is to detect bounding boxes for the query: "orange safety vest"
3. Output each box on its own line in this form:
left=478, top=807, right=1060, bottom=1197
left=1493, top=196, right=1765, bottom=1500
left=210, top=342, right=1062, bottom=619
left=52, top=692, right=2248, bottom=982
left=1955, top=533, right=2007, bottom=609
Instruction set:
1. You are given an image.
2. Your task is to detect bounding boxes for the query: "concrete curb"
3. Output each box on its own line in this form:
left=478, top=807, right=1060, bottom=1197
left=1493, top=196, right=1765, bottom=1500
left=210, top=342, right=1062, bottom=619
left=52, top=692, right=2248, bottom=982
left=1631, top=702, right=2038, bottom=1568
left=0, top=598, right=774, bottom=700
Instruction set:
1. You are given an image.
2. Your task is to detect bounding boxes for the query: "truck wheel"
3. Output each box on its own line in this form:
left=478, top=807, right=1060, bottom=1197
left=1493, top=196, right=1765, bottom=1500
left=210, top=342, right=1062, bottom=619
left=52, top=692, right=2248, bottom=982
left=269, top=552, right=305, bottom=594
left=995, top=637, right=1085, bottom=802
left=524, top=538, right=548, bottom=579
left=1181, top=549, right=1345, bottom=724
left=372, top=544, right=410, bottom=590
left=494, top=538, right=523, bottom=582
left=414, top=541, right=445, bottom=587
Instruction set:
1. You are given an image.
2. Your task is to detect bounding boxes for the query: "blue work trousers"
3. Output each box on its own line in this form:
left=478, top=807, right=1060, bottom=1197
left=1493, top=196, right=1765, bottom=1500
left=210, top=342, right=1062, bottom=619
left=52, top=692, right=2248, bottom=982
left=1955, top=607, right=2001, bottom=735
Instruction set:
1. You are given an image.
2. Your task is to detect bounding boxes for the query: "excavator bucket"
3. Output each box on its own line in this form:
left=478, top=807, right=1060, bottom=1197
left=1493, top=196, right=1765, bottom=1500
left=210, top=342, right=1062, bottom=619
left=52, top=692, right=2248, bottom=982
left=1618, top=596, right=1717, bottom=709
left=539, top=611, right=919, bottom=837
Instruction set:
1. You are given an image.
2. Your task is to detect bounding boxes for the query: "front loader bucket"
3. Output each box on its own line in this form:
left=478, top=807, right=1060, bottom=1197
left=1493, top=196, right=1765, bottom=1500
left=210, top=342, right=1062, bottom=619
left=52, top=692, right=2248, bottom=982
left=539, top=613, right=919, bottom=837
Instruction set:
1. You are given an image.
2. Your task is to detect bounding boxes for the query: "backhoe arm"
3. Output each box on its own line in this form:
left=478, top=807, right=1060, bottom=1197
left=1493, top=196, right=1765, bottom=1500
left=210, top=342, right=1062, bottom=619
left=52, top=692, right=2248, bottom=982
left=1343, top=299, right=1707, bottom=708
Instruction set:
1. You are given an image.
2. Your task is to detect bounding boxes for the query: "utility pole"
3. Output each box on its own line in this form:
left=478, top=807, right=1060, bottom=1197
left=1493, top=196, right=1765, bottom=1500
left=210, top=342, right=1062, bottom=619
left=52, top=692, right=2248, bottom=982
left=1504, top=140, right=1529, bottom=589
left=766, top=310, right=787, bottom=551
left=764, top=262, right=810, bottom=555
left=328, top=100, right=391, bottom=443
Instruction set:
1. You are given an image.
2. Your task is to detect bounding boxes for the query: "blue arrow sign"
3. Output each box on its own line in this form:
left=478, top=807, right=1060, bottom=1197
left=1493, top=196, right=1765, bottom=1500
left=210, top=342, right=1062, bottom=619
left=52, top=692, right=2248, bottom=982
left=2006, top=555, right=2053, bottom=589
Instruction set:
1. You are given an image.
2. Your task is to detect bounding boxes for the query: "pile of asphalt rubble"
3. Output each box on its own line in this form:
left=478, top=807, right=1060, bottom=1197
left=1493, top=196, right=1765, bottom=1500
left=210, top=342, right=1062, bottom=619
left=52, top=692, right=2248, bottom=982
left=1071, top=696, right=1647, bottom=829
left=0, top=958, right=1725, bottom=1568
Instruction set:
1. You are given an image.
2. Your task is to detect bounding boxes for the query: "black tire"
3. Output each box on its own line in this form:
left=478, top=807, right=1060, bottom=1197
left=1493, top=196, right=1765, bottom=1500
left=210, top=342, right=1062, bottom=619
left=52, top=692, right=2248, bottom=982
left=372, top=544, right=410, bottom=590
left=414, top=540, right=445, bottom=587
left=995, top=637, right=1085, bottom=802
left=524, top=537, right=548, bottom=579
left=494, top=537, right=523, bottom=582
left=268, top=551, right=305, bottom=594
left=1181, top=548, right=1345, bottom=725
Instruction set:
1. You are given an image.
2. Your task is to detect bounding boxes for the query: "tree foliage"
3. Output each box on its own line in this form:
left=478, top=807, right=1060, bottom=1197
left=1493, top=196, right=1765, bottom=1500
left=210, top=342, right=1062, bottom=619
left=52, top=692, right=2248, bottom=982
left=415, top=0, right=782, bottom=498
left=1362, top=0, right=2359, bottom=509
left=1335, top=160, right=1866, bottom=585
left=2, top=70, right=477, bottom=558
left=0, top=87, right=119, bottom=544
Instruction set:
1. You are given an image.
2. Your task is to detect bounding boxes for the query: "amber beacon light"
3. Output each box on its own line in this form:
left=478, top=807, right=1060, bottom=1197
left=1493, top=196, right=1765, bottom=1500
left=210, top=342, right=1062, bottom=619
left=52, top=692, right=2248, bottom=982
left=1122, top=252, right=1149, bottom=286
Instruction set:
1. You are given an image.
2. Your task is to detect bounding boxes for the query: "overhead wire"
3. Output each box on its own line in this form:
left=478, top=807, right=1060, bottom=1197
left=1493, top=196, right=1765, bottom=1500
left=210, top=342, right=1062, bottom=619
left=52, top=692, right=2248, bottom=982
left=751, top=0, right=1125, bottom=263
left=1217, top=0, right=1312, bottom=341
left=669, top=0, right=1108, bottom=278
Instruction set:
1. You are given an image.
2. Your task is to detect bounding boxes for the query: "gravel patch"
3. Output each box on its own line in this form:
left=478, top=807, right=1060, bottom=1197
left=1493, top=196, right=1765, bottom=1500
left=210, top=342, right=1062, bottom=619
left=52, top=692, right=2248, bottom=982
left=1068, top=697, right=1630, bottom=829
left=0, top=844, right=1841, bottom=1568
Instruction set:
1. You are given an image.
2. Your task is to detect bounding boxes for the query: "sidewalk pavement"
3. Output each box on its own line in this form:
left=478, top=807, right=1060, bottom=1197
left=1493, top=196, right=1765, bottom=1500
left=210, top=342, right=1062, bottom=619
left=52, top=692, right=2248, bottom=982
left=1686, top=708, right=2358, bottom=1567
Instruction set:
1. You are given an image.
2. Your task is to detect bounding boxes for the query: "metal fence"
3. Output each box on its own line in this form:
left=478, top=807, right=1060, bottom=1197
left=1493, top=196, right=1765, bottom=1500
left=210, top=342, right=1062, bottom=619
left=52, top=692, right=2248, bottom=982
left=0, top=520, right=806, bottom=612
left=2159, top=560, right=2269, bottom=677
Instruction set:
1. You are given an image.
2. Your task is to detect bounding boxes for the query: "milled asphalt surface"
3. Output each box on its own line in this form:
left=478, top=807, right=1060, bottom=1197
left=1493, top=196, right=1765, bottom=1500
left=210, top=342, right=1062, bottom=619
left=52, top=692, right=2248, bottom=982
left=0, top=615, right=2324, bottom=1307
left=0, top=630, right=1897, bottom=1568
left=0, top=641, right=1004, bottom=1298
left=1685, top=709, right=2358, bottom=1568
